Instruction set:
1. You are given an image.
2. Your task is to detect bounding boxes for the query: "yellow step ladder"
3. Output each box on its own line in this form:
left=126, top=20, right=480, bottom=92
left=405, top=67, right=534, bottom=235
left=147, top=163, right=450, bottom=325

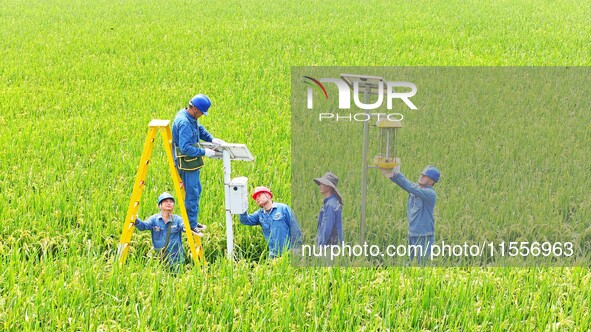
left=117, top=119, right=205, bottom=266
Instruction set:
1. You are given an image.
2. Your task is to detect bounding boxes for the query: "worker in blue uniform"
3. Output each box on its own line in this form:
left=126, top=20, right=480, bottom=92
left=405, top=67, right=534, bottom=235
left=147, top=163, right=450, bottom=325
left=172, top=94, right=225, bottom=236
left=381, top=161, right=440, bottom=264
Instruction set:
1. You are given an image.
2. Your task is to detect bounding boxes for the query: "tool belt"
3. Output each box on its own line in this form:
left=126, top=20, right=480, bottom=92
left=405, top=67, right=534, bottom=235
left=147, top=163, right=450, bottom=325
left=175, top=145, right=204, bottom=171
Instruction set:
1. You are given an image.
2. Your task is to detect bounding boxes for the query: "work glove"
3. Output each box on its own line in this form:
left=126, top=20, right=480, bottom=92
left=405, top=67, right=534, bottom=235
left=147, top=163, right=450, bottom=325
left=212, top=138, right=226, bottom=145
left=204, top=148, right=216, bottom=158
left=380, top=158, right=401, bottom=178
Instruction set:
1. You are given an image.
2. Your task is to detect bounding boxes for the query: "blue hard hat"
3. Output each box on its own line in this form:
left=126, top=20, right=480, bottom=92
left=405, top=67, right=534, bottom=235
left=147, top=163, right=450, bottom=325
left=421, top=166, right=440, bottom=183
left=189, top=94, right=211, bottom=115
left=157, top=192, right=175, bottom=205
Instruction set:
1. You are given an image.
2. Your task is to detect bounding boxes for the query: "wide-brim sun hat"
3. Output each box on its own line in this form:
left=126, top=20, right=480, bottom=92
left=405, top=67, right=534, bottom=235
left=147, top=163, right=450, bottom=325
left=314, top=172, right=343, bottom=205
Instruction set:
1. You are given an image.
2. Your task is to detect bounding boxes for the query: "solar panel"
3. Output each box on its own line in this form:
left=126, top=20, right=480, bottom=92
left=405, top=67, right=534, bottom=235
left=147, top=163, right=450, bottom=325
left=201, top=142, right=254, bottom=161
left=341, top=73, right=385, bottom=95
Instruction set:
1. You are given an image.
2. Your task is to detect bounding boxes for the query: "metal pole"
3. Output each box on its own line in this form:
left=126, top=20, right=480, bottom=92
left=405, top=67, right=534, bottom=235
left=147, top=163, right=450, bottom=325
left=360, top=88, right=370, bottom=244
left=386, top=130, right=390, bottom=159
left=223, top=150, right=234, bottom=259
left=394, top=129, right=397, bottom=160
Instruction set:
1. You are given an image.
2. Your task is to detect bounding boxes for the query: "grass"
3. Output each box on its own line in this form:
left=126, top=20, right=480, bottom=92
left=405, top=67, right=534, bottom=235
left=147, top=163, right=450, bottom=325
left=3, top=254, right=591, bottom=330
left=1, top=0, right=590, bottom=330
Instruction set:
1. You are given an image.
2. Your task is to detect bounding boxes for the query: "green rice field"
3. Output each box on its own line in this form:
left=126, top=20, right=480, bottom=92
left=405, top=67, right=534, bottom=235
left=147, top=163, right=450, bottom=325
left=1, top=0, right=590, bottom=330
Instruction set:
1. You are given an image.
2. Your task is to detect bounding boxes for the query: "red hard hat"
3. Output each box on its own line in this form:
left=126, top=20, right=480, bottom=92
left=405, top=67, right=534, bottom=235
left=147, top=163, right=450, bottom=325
left=252, top=186, right=273, bottom=200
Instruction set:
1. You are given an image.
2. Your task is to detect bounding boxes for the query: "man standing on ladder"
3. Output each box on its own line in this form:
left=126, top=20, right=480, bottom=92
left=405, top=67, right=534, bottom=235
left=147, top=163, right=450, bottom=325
left=172, top=94, right=225, bottom=236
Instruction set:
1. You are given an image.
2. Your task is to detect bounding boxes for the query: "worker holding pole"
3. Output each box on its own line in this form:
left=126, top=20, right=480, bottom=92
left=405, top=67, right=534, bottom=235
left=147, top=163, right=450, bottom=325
left=381, top=161, right=440, bottom=264
left=172, top=94, right=225, bottom=237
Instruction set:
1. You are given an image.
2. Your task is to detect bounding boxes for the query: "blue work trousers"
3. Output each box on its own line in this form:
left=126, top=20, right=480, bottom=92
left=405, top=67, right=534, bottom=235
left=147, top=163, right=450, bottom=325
left=409, top=235, right=434, bottom=265
left=178, top=168, right=202, bottom=229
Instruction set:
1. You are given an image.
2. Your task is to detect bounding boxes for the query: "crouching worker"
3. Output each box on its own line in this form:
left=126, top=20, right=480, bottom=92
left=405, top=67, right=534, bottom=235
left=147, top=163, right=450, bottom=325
left=135, top=192, right=186, bottom=272
left=239, top=186, right=303, bottom=258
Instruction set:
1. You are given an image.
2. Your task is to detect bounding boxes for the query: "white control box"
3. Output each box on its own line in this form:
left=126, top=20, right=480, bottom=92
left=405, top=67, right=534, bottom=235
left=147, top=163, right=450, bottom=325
left=228, top=177, right=248, bottom=214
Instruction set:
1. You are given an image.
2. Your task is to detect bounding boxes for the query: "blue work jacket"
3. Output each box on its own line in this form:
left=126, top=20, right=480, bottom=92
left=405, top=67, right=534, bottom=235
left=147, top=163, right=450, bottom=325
left=389, top=172, right=437, bottom=236
left=239, top=203, right=303, bottom=257
left=316, top=194, right=343, bottom=246
left=135, top=213, right=185, bottom=263
left=171, top=108, right=213, bottom=159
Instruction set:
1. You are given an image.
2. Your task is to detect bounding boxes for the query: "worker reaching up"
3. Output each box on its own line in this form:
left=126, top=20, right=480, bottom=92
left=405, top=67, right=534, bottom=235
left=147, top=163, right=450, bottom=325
left=381, top=160, right=440, bottom=264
